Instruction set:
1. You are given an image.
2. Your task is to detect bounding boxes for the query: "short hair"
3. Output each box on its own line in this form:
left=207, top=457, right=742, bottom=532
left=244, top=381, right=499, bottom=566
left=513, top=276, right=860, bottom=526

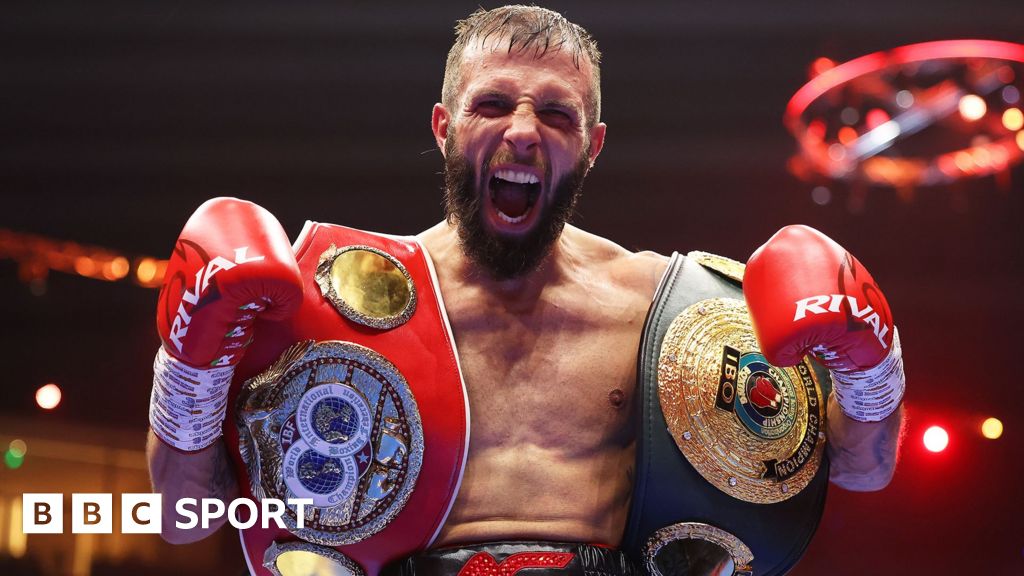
left=441, top=5, right=602, bottom=128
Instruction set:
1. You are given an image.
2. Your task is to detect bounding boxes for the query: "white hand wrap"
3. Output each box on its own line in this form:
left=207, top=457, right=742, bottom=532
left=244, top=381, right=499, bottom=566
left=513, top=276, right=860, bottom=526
left=150, top=347, right=234, bottom=451
left=829, top=327, right=905, bottom=422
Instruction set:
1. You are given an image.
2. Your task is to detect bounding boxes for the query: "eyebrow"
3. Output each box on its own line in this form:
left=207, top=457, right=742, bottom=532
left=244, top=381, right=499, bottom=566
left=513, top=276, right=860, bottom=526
left=466, top=91, right=512, bottom=105
left=467, top=91, right=581, bottom=114
left=541, top=99, right=581, bottom=114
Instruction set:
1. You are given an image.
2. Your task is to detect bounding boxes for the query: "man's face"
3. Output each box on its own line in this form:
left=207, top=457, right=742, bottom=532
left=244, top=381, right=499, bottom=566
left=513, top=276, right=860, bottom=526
left=433, top=41, right=606, bottom=279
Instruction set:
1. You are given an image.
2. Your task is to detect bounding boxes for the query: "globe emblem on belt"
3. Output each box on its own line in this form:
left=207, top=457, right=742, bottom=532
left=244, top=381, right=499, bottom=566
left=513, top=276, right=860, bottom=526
left=283, top=438, right=361, bottom=507
left=237, top=340, right=426, bottom=544
left=297, top=383, right=372, bottom=458
left=282, top=383, right=375, bottom=507
left=735, top=353, right=798, bottom=440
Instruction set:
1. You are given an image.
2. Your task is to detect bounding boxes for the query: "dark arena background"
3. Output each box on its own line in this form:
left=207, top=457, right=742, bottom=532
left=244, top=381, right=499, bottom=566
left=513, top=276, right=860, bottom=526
left=2, top=2, right=1022, bottom=575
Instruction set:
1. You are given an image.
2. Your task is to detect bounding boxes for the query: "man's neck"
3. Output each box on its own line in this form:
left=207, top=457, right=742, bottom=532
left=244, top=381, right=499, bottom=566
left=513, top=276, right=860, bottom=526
left=421, top=220, right=577, bottom=305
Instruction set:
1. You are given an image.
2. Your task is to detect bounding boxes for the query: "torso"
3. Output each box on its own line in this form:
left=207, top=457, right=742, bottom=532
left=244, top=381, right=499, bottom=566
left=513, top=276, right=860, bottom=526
left=417, top=222, right=668, bottom=547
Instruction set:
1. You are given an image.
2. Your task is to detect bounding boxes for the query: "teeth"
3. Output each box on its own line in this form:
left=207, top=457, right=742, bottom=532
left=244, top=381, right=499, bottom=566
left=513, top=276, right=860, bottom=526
left=494, top=169, right=540, bottom=185
left=497, top=209, right=528, bottom=224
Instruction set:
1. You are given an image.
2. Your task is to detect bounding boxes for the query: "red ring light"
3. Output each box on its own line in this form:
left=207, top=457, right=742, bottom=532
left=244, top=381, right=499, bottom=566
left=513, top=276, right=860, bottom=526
left=785, top=40, right=1024, bottom=187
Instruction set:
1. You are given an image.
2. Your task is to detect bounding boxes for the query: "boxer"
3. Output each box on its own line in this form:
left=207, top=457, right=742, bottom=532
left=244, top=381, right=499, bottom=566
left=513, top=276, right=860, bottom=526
left=147, top=6, right=904, bottom=575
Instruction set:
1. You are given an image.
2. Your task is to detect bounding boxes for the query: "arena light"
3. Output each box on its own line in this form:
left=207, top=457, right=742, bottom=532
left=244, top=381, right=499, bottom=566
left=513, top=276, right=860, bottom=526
left=981, top=417, right=1004, bottom=440
left=36, top=383, right=62, bottom=410
left=785, top=40, right=1024, bottom=188
left=8, top=439, right=27, bottom=458
left=4, top=449, right=24, bottom=470
left=923, top=425, right=949, bottom=453
left=1003, top=108, right=1024, bottom=131
left=958, top=95, right=988, bottom=121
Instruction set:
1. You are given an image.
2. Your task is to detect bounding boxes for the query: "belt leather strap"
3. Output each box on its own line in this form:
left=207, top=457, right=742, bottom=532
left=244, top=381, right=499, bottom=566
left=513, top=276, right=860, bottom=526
left=622, top=252, right=830, bottom=576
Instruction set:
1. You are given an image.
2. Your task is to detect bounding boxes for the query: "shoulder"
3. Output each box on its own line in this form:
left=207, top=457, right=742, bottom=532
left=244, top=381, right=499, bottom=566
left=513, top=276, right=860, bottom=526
left=562, top=225, right=670, bottom=300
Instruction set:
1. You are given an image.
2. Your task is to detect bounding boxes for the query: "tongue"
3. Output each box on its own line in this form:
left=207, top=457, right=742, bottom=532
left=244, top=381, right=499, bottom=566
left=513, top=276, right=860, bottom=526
left=492, top=180, right=531, bottom=218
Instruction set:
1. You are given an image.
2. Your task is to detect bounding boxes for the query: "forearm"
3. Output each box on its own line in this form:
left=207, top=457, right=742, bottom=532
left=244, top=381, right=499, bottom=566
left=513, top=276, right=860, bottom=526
left=146, top=429, right=238, bottom=543
left=825, top=394, right=904, bottom=491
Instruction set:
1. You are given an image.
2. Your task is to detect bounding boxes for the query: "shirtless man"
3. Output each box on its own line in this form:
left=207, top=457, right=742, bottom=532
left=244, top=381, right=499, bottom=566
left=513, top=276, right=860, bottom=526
left=147, top=6, right=904, bottom=575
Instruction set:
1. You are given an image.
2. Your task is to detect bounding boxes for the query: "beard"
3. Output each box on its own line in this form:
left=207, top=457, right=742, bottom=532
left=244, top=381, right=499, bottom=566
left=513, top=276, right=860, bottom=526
left=443, top=137, right=590, bottom=280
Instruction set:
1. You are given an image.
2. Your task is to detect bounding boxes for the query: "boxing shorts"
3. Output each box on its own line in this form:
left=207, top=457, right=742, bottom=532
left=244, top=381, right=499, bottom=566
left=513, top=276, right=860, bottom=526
left=381, top=542, right=642, bottom=576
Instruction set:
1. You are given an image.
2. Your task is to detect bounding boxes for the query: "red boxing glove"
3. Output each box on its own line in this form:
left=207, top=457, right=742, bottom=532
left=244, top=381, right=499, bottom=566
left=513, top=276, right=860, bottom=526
left=744, top=225, right=893, bottom=372
left=151, top=198, right=303, bottom=451
left=156, top=197, right=303, bottom=368
left=745, top=225, right=904, bottom=422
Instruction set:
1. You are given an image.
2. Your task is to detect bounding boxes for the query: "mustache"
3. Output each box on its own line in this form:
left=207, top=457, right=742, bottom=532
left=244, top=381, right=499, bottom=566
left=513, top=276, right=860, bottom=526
left=442, top=135, right=589, bottom=280
left=484, top=149, right=549, bottom=181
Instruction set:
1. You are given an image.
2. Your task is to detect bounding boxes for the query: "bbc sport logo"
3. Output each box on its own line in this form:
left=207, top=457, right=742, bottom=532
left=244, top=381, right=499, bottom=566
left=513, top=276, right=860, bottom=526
left=21, top=493, right=313, bottom=534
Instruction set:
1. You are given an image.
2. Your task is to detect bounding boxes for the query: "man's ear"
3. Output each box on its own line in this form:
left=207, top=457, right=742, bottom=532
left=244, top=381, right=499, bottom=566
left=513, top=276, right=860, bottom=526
left=587, top=122, right=607, bottom=167
left=432, top=103, right=451, bottom=158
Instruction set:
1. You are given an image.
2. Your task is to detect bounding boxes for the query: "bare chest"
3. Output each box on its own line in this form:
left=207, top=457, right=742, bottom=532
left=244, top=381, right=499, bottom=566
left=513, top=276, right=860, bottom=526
left=445, top=293, right=645, bottom=453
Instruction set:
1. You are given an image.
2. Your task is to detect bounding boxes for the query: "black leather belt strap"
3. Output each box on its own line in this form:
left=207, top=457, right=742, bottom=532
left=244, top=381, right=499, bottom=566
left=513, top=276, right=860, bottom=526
left=622, top=252, right=830, bottom=576
left=381, top=542, right=642, bottom=576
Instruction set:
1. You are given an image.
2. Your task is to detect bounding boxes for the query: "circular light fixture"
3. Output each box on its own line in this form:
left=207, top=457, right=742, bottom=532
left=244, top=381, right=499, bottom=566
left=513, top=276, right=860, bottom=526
left=786, top=40, right=1024, bottom=188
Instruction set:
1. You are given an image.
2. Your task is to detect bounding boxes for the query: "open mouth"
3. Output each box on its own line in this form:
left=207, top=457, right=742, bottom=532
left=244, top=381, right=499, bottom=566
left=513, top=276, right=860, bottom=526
left=488, top=168, right=541, bottom=226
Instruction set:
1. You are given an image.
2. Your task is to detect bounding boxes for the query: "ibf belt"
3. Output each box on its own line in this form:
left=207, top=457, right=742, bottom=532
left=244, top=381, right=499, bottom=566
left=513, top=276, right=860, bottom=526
left=225, top=222, right=470, bottom=576
left=623, top=252, right=830, bottom=576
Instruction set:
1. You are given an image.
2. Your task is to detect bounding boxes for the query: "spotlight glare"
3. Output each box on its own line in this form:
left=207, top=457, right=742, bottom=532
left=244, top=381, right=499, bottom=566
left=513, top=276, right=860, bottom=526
left=982, top=417, right=1003, bottom=439
left=959, top=94, right=987, bottom=121
left=923, top=425, right=949, bottom=453
left=36, top=383, right=62, bottom=410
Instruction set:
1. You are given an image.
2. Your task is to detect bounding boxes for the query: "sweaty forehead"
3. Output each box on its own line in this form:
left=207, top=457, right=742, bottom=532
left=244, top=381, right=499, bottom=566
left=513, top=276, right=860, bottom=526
left=457, top=42, right=593, bottom=104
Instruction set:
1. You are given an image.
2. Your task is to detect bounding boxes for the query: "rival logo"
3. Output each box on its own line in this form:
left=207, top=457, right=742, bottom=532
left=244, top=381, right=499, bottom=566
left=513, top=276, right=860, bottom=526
left=793, top=294, right=889, bottom=349
left=168, top=247, right=264, bottom=356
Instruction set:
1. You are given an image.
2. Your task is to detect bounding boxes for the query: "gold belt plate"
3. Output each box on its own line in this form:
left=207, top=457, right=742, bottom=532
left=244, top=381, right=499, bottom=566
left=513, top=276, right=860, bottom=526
left=658, top=298, right=826, bottom=504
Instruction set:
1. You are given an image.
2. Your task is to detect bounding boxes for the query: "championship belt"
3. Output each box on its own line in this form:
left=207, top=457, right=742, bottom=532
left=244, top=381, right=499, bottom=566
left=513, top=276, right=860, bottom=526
left=622, top=252, right=830, bottom=576
left=224, top=223, right=470, bottom=576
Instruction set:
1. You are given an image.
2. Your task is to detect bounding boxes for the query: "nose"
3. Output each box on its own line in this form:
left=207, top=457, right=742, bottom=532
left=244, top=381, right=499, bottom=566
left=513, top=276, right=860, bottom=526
left=503, top=106, right=541, bottom=154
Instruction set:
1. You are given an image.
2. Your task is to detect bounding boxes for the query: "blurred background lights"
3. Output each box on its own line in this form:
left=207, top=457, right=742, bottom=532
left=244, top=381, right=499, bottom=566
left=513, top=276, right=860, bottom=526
left=9, top=439, right=27, bottom=458
left=1003, top=85, right=1020, bottom=104
left=958, top=94, right=987, bottom=121
left=35, top=383, right=62, bottom=410
left=982, top=417, right=1004, bottom=439
left=896, top=89, right=915, bottom=108
left=838, top=126, right=858, bottom=145
left=865, top=108, right=891, bottom=130
left=924, top=425, right=949, bottom=453
left=811, top=56, right=837, bottom=77
left=811, top=186, right=832, bottom=205
left=1017, top=130, right=1024, bottom=151
left=4, top=439, right=27, bottom=470
left=4, top=450, right=24, bottom=469
left=1002, top=108, right=1024, bottom=131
